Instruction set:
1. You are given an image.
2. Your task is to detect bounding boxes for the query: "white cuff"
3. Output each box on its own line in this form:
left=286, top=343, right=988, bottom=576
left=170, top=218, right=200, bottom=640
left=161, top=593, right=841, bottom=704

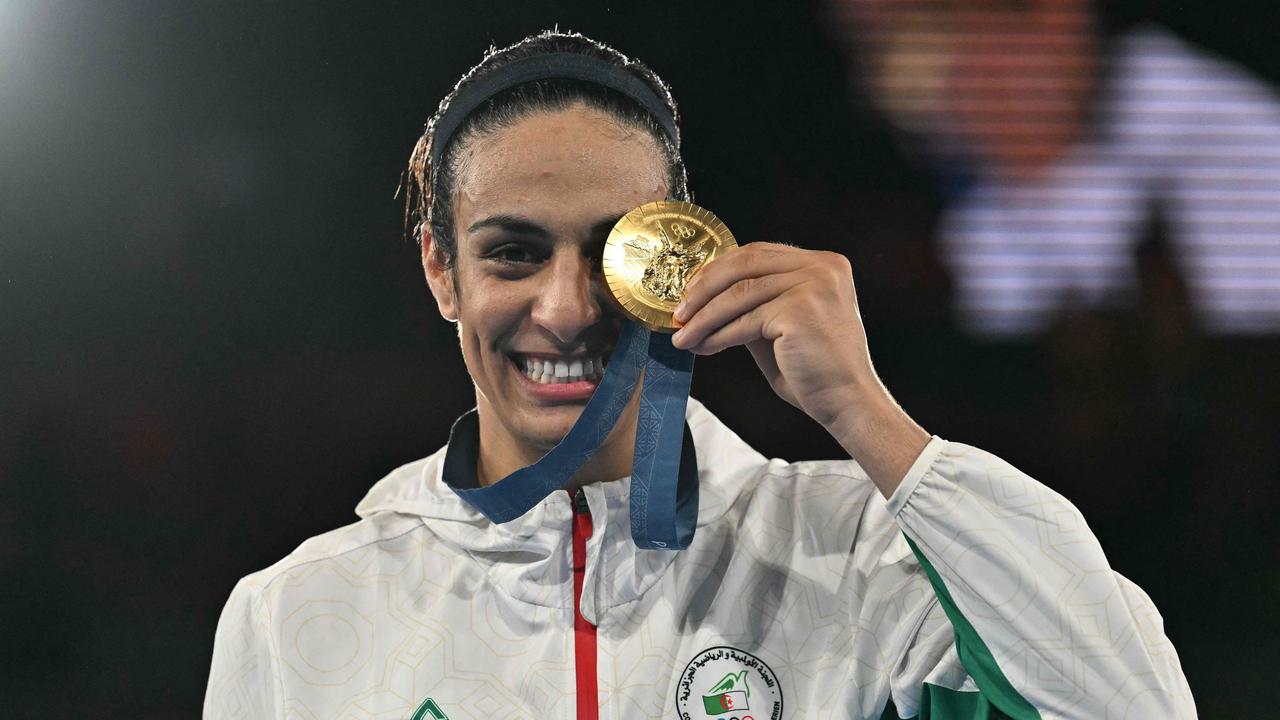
left=885, top=435, right=946, bottom=517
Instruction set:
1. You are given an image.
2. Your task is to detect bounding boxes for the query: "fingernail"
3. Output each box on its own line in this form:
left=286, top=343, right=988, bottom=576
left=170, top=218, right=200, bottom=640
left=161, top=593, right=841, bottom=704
left=673, top=301, right=687, bottom=321
left=671, top=328, right=685, bottom=346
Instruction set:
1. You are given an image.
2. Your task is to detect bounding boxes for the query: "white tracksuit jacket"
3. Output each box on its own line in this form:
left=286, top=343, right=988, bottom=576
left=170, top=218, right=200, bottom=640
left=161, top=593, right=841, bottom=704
left=204, top=399, right=1195, bottom=719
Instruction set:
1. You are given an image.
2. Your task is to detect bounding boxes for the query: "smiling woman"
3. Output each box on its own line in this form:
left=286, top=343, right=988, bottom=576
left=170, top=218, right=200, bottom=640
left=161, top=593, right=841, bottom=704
left=425, top=105, right=669, bottom=481
left=205, top=29, right=1196, bottom=720
left=401, top=31, right=686, bottom=484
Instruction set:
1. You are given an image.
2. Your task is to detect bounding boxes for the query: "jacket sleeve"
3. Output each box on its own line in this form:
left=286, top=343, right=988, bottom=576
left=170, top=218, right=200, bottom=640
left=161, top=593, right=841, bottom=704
left=882, top=437, right=1196, bottom=719
left=204, top=576, right=282, bottom=719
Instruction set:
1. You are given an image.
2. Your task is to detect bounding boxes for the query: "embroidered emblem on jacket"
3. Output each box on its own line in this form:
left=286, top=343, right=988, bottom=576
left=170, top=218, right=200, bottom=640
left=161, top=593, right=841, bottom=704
left=676, top=646, right=783, bottom=720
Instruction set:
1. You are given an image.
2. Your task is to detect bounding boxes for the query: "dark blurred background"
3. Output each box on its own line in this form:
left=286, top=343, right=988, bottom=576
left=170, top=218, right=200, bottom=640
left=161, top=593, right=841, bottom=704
left=3, top=0, right=1278, bottom=716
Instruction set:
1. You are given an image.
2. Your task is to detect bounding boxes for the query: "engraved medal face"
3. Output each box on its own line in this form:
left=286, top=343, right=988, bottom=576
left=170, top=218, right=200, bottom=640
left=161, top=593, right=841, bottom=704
left=603, top=201, right=737, bottom=332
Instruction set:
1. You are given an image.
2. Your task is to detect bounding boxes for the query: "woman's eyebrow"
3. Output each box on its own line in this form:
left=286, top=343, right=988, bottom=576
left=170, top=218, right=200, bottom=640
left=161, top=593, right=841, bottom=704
left=466, top=214, right=624, bottom=239
left=466, top=214, right=550, bottom=237
left=589, top=215, right=623, bottom=239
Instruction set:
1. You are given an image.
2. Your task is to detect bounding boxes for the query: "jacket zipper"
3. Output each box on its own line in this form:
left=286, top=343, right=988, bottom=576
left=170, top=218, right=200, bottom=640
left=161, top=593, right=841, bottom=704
left=572, top=489, right=598, bottom=720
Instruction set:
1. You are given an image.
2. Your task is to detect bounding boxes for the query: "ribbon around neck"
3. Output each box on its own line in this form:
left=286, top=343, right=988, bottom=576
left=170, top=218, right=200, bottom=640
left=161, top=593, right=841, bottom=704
left=450, top=322, right=698, bottom=550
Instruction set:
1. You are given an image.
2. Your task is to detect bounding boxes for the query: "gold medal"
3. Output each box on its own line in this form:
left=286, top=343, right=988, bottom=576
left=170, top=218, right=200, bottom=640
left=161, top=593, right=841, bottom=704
left=603, top=200, right=738, bottom=332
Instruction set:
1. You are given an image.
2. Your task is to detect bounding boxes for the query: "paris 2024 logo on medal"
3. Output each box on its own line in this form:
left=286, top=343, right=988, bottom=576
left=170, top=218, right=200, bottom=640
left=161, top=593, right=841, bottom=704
left=676, top=646, right=783, bottom=720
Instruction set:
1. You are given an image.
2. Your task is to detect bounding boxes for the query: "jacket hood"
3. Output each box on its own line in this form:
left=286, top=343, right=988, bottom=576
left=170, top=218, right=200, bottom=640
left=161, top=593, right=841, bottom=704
left=352, top=398, right=771, bottom=614
left=355, top=397, right=765, bottom=523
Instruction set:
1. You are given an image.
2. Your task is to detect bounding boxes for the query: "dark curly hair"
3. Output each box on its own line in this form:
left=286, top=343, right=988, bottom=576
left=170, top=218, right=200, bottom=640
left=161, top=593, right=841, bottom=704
left=403, top=30, right=690, bottom=268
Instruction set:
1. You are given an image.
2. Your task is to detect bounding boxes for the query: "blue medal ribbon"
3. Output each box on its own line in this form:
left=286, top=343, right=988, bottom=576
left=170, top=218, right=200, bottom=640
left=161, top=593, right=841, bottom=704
left=628, top=329, right=696, bottom=549
left=452, top=322, right=698, bottom=550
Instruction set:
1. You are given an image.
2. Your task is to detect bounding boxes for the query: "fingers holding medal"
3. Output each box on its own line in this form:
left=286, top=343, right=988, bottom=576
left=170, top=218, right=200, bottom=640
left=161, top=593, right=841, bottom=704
left=606, top=200, right=875, bottom=432
left=670, top=243, right=861, bottom=353
left=606, top=201, right=925, bottom=493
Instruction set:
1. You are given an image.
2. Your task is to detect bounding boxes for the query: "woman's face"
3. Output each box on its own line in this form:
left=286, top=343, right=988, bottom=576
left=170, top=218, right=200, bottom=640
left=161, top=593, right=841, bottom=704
left=425, top=103, right=670, bottom=457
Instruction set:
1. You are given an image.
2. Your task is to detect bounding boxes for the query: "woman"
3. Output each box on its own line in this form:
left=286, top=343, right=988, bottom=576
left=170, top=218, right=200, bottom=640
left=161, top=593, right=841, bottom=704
left=206, top=30, right=1195, bottom=719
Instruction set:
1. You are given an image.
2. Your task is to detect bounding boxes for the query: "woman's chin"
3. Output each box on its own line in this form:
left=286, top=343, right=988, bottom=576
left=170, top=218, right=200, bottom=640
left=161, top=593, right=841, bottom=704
left=508, top=405, right=587, bottom=455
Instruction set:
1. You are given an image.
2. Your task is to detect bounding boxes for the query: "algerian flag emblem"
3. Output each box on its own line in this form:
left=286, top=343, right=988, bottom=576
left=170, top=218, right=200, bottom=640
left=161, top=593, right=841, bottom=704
left=702, top=670, right=750, bottom=715
left=676, top=646, right=783, bottom=720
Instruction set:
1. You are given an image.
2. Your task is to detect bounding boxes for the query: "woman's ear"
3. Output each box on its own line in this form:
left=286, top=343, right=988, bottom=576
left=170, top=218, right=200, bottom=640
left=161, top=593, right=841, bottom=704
left=422, top=230, right=459, bottom=322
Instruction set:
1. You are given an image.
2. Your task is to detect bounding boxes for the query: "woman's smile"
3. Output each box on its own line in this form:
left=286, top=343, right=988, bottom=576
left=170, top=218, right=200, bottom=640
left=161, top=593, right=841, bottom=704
left=509, top=349, right=611, bottom=402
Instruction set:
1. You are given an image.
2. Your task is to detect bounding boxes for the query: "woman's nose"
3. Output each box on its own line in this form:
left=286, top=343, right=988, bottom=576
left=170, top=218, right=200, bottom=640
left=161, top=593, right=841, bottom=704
left=531, top=254, right=604, bottom=344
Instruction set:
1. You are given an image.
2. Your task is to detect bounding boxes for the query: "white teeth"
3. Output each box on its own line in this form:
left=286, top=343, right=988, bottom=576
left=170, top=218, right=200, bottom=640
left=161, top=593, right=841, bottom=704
left=518, top=354, right=611, bottom=384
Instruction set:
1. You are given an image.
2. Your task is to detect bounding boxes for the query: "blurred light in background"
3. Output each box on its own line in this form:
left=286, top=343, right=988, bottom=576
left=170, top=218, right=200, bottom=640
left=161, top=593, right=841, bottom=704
left=828, top=0, right=1280, bottom=335
left=0, top=0, right=26, bottom=52
left=0, top=0, right=31, bottom=123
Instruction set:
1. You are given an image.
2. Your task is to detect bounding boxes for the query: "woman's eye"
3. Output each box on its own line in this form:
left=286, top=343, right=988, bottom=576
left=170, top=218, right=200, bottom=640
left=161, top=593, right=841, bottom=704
left=488, top=243, right=539, bottom=265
